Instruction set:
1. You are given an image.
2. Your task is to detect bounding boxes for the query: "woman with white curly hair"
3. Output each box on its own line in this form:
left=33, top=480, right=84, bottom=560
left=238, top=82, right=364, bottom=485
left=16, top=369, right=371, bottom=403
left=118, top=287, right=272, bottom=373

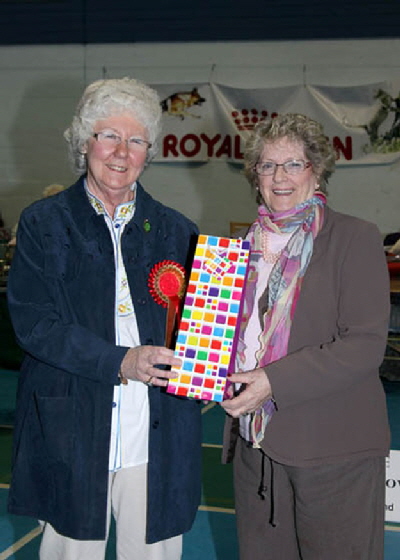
left=7, top=77, right=201, bottom=560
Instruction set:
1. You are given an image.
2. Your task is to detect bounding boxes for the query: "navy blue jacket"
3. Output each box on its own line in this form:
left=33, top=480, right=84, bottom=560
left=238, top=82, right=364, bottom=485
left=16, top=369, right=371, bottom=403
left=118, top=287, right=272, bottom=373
left=7, top=177, right=202, bottom=542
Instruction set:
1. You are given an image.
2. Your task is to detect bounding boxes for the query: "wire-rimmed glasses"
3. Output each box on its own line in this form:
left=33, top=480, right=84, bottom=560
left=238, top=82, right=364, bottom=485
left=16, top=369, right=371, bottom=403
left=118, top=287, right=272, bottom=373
left=93, top=131, right=152, bottom=152
left=255, top=159, right=311, bottom=176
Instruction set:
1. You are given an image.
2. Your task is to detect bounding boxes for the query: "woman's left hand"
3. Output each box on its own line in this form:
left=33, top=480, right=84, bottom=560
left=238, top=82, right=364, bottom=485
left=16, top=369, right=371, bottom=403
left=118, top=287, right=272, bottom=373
left=220, top=368, right=272, bottom=418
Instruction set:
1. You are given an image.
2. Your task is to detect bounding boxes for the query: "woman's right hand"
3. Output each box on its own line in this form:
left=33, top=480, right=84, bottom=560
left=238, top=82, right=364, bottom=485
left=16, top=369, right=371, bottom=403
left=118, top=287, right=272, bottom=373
left=119, top=346, right=182, bottom=387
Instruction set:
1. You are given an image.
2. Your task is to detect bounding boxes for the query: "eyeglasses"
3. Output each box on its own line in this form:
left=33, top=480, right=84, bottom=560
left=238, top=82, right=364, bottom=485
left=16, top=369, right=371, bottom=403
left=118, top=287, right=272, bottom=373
left=93, top=131, right=152, bottom=151
left=254, top=159, right=311, bottom=176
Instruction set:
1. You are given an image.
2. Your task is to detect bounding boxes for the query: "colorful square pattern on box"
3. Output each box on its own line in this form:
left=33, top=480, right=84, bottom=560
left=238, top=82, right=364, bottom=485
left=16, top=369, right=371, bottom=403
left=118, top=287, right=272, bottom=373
left=167, top=234, right=250, bottom=402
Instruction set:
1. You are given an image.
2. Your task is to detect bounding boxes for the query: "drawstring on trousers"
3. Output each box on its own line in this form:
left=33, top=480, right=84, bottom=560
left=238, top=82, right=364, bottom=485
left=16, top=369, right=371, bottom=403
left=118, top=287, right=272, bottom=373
left=257, top=452, right=276, bottom=527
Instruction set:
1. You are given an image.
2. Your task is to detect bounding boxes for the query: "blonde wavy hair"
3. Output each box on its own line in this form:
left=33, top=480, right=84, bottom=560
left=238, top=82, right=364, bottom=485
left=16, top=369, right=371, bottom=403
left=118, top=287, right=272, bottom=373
left=244, top=113, right=336, bottom=203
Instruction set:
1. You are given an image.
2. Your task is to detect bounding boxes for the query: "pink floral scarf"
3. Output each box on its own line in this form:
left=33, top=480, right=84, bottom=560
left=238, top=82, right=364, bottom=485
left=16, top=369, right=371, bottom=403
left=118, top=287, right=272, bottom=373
left=237, top=192, right=326, bottom=447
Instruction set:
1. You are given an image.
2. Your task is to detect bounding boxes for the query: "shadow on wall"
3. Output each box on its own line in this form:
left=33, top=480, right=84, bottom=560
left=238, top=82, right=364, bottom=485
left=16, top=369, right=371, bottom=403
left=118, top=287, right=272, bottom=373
left=6, top=77, right=83, bottom=224
left=142, top=159, right=257, bottom=238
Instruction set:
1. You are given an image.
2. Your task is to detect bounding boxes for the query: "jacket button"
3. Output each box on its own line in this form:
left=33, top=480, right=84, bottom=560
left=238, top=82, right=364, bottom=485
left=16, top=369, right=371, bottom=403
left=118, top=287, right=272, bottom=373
left=152, top=420, right=159, bottom=429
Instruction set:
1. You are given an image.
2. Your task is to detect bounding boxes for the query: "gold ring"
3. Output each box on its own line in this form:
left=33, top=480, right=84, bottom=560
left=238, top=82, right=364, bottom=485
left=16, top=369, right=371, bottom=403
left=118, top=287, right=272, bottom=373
left=145, top=376, right=154, bottom=386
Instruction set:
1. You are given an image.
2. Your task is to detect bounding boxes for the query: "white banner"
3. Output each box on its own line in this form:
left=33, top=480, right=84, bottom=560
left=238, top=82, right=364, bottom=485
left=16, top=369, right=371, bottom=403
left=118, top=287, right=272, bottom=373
left=154, top=81, right=400, bottom=166
left=386, top=449, right=400, bottom=524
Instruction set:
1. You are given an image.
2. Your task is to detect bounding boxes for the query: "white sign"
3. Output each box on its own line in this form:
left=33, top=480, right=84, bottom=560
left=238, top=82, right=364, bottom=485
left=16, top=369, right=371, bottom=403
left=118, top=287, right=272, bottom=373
left=386, top=449, right=400, bottom=523
left=154, top=80, right=400, bottom=166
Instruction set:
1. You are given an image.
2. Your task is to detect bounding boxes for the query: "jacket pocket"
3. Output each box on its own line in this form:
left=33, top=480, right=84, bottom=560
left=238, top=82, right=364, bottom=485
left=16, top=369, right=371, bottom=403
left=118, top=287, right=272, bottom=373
left=34, top=394, right=74, bottom=466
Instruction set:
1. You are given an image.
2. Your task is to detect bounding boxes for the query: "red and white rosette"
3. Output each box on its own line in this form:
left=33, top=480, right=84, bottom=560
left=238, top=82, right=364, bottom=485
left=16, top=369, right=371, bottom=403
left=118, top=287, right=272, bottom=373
left=148, top=260, right=186, bottom=307
left=148, top=260, right=186, bottom=348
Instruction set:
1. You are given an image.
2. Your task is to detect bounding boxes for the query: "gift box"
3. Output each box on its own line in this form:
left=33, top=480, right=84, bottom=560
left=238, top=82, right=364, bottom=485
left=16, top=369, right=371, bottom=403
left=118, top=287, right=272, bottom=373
left=167, top=234, right=250, bottom=402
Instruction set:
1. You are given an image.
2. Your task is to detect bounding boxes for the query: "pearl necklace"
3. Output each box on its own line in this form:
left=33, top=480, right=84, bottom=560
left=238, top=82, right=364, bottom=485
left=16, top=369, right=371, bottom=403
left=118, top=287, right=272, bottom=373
left=261, top=230, right=283, bottom=263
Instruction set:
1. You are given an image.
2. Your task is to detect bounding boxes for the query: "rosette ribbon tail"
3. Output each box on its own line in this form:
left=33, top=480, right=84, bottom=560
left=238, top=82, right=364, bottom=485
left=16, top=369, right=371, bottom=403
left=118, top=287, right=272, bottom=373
left=165, top=295, right=181, bottom=349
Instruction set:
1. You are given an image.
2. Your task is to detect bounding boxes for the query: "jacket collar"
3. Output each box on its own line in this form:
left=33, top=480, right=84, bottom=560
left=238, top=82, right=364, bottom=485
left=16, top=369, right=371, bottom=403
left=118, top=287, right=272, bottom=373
left=63, top=176, right=158, bottom=239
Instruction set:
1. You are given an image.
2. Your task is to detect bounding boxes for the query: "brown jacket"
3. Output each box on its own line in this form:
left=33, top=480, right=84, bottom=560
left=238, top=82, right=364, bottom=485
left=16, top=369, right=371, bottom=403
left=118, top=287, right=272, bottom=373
left=223, top=206, right=391, bottom=467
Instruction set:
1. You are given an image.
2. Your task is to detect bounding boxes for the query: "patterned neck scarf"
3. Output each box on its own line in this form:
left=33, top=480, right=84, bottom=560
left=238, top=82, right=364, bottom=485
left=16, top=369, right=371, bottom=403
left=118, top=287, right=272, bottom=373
left=237, top=192, right=326, bottom=447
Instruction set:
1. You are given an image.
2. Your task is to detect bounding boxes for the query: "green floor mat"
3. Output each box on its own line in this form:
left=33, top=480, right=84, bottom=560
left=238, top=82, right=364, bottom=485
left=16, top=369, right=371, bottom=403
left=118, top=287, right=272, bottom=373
left=202, top=446, right=234, bottom=510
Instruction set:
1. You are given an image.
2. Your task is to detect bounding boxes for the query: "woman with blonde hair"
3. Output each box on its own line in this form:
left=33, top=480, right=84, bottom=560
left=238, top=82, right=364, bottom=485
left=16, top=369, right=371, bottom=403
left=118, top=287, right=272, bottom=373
left=222, top=113, right=390, bottom=560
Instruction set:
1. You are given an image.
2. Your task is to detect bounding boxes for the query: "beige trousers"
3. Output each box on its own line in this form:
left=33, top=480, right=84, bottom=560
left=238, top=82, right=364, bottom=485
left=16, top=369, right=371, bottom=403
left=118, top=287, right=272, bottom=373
left=39, top=463, right=182, bottom=560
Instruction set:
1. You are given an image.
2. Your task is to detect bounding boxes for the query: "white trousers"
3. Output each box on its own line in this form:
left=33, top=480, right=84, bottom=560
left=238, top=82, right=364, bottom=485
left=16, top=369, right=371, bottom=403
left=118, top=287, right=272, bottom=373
left=39, top=463, right=182, bottom=560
